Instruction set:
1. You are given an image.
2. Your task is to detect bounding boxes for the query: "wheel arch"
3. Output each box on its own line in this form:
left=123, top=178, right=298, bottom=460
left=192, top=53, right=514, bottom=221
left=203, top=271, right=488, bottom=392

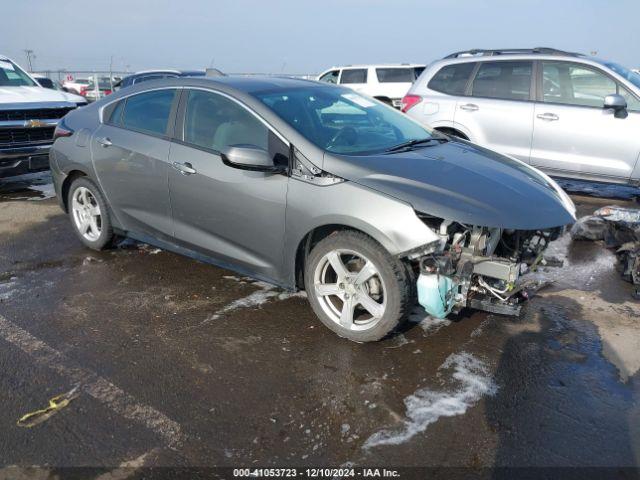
left=373, top=96, right=392, bottom=106
left=60, top=169, right=89, bottom=213
left=293, top=223, right=392, bottom=290
left=433, top=126, right=469, bottom=140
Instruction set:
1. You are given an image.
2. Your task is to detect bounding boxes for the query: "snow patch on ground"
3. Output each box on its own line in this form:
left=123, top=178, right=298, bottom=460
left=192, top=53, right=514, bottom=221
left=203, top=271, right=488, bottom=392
left=409, top=307, right=451, bottom=335
left=204, top=279, right=307, bottom=322
left=27, top=183, right=55, bottom=200
left=363, top=352, right=496, bottom=448
left=0, top=278, right=18, bottom=301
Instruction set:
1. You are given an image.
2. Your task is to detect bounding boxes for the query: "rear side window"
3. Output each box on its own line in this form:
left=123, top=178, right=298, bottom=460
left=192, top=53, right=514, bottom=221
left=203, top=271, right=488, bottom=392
left=471, top=61, right=532, bottom=101
left=340, top=69, right=367, bottom=84
left=121, top=89, right=175, bottom=136
left=105, top=99, right=125, bottom=125
left=376, top=68, right=415, bottom=83
left=319, top=70, right=339, bottom=84
left=428, top=63, right=475, bottom=95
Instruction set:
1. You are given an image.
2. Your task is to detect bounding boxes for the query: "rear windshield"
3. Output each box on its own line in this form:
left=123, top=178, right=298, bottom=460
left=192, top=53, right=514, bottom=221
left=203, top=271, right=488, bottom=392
left=0, top=59, right=37, bottom=87
left=376, top=67, right=422, bottom=83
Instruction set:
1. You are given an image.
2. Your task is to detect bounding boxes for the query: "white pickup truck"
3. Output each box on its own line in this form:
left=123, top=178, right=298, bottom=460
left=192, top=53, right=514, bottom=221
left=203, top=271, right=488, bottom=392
left=317, top=64, right=425, bottom=108
left=0, top=55, right=86, bottom=179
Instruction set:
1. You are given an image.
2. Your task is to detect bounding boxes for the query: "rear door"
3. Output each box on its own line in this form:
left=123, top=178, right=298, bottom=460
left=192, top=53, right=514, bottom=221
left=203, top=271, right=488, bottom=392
left=167, top=89, right=290, bottom=283
left=530, top=60, right=640, bottom=180
left=454, top=60, right=535, bottom=163
left=91, top=88, right=178, bottom=239
left=416, top=62, right=476, bottom=130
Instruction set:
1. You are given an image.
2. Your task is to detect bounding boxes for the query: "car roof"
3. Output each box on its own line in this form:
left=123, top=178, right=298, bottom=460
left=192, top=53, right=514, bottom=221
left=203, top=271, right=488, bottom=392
left=189, top=75, right=320, bottom=92
left=326, top=63, right=425, bottom=70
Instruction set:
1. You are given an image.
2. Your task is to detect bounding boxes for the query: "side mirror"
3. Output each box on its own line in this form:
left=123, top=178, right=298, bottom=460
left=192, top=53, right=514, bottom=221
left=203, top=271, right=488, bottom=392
left=604, top=94, right=628, bottom=118
left=221, top=145, right=287, bottom=173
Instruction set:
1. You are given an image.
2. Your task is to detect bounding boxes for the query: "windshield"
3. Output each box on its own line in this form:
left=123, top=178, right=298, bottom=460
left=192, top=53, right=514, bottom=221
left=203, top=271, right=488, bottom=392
left=598, top=60, right=640, bottom=89
left=254, top=85, right=433, bottom=155
left=0, top=59, right=37, bottom=87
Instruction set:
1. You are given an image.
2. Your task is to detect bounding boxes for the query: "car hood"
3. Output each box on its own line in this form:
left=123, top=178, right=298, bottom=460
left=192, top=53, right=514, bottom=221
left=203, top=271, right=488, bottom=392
left=323, top=140, right=576, bottom=230
left=0, top=86, right=84, bottom=104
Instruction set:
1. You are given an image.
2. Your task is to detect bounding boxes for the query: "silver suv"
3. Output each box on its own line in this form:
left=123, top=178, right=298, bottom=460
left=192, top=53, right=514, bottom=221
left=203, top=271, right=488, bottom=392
left=403, top=48, right=640, bottom=186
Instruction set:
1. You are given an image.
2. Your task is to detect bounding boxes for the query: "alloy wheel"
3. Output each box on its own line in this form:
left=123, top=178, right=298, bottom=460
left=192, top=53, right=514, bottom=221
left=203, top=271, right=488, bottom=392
left=313, top=249, right=387, bottom=331
left=71, top=186, right=102, bottom=242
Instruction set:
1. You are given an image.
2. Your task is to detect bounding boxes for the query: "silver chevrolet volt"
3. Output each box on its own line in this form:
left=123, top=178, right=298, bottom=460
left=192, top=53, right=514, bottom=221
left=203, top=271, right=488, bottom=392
left=50, top=76, right=575, bottom=342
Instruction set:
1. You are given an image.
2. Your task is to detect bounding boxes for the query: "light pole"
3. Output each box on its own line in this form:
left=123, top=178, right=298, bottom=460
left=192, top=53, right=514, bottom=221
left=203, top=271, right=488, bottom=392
left=24, top=49, right=35, bottom=71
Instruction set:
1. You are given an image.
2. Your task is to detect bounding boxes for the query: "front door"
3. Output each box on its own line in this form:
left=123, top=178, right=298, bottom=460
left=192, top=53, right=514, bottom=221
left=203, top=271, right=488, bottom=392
left=530, top=61, right=640, bottom=181
left=168, top=89, right=290, bottom=283
left=91, top=88, right=178, bottom=238
left=454, top=60, right=535, bottom=163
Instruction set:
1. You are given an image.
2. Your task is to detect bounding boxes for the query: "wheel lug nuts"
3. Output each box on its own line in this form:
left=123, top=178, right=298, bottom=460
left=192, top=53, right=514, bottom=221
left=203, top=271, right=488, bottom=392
left=339, top=283, right=344, bottom=289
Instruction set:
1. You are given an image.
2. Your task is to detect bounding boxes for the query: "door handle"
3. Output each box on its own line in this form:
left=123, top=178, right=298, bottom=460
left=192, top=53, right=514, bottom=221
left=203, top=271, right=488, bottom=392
left=97, top=137, right=112, bottom=147
left=536, top=113, right=559, bottom=121
left=460, top=103, right=479, bottom=112
left=172, top=161, right=197, bottom=175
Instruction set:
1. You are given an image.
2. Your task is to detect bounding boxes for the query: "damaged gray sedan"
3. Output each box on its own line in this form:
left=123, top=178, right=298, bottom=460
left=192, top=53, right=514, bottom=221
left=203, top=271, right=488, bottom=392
left=50, top=76, right=576, bottom=342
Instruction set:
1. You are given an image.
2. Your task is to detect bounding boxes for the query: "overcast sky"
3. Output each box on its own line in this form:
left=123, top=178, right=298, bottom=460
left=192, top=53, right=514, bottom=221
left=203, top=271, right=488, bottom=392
left=5, top=0, right=640, bottom=74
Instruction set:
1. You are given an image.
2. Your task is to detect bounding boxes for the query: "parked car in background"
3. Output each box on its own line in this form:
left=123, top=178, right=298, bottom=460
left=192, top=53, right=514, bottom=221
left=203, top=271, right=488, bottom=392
left=62, top=77, right=91, bottom=95
left=317, top=64, right=425, bottom=108
left=403, top=47, right=640, bottom=186
left=83, top=77, right=115, bottom=102
left=50, top=76, right=574, bottom=342
left=32, top=74, right=62, bottom=90
left=113, top=69, right=206, bottom=90
left=0, top=55, right=86, bottom=179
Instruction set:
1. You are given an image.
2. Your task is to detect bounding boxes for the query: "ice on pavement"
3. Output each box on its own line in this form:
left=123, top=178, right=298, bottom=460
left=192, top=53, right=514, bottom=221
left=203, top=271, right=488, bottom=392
left=209, top=279, right=306, bottom=320
left=363, top=352, right=496, bottom=448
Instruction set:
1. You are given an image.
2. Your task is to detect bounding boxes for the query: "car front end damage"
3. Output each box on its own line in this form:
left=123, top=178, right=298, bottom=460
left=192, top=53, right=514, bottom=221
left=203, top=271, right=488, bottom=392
left=406, top=215, right=564, bottom=318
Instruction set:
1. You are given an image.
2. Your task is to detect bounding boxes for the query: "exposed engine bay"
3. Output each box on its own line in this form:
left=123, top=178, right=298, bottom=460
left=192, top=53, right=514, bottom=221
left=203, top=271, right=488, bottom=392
left=411, top=216, right=563, bottom=318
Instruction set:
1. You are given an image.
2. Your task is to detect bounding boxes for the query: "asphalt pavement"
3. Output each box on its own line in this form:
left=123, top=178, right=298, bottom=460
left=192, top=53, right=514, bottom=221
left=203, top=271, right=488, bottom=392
left=0, top=174, right=639, bottom=478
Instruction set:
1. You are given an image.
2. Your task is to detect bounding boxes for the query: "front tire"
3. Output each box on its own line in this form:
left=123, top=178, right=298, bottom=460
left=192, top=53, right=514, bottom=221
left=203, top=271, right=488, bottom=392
left=304, top=231, right=412, bottom=342
left=68, top=177, right=114, bottom=250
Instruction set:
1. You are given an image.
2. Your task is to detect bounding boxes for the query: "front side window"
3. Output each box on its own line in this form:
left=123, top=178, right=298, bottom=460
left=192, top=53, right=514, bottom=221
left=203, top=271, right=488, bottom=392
left=428, top=63, right=475, bottom=96
left=471, top=61, right=532, bottom=101
left=376, top=68, right=415, bottom=83
left=0, top=59, right=37, bottom=87
left=619, top=86, right=640, bottom=112
left=183, top=90, right=268, bottom=152
left=340, top=69, right=367, bottom=84
left=121, top=89, right=176, bottom=136
left=319, top=70, right=339, bottom=84
left=542, top=62, right=616, bottom=107
left=255, top=85, right=432, bottom=155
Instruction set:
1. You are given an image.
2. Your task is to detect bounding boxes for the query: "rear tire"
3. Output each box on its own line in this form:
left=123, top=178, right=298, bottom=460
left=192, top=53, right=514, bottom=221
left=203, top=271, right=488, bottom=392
left=67, top=177, right=114, bottom=250
left=304, top=231, right=412, bottom=342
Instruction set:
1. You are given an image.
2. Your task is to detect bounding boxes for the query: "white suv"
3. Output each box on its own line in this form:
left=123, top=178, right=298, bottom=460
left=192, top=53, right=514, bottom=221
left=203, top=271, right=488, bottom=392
left=402, top=48, right=640, bottom=186
left=317, top=64, right=425, bottom=108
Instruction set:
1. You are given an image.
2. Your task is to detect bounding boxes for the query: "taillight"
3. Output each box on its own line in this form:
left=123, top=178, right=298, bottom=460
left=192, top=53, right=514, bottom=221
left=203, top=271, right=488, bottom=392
left=401, top=94, right=422, bottom=113
left=104, top=90, right=112, bottom=95
left=80, top=86, right=88, bottom=96
left=53, top=120, right=74, bottom=140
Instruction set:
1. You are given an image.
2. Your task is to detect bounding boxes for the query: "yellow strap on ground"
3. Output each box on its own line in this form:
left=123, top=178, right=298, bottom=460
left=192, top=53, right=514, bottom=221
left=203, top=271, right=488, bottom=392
left=17, top=386, right=80, bottom=428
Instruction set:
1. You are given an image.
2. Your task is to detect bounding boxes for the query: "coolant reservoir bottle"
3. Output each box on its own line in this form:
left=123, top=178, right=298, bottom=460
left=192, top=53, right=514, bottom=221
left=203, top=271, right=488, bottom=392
left=417, top=272, right=456, bottom=319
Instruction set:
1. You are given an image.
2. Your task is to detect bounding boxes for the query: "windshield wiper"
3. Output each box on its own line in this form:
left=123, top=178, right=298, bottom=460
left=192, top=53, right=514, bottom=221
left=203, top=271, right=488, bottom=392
left=384, top=137, right=448, bottom=153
